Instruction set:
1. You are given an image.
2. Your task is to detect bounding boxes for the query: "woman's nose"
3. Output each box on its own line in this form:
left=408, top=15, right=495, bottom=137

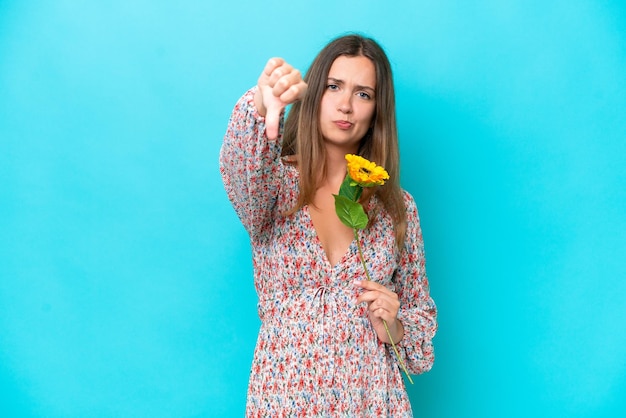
left=337, top=92, right=352, bottom=114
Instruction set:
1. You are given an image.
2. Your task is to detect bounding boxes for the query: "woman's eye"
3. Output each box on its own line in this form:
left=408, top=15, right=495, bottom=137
left=358, top=91, right=371, bottom=100
left=326, top=84, right=339, bottom=91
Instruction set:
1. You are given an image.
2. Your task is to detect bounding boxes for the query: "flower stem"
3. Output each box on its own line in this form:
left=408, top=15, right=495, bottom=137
left=382, top=320, right=414, bottom=385
left=353, top=229, right=414, bottom=385
left=354, top=229, right=372, bottom=282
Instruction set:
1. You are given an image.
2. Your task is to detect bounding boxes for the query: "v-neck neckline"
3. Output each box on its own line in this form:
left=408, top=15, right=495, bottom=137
left=304, top=205, right=356, bottom=271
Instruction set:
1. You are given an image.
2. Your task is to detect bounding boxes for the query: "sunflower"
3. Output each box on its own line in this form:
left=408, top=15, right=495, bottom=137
left=345, top=154, right=390, bottom=187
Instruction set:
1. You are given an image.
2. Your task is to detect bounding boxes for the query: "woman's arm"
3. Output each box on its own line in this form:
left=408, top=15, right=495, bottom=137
left=219, top=58, right=307, bottom=239
left=390, top=192, right=438, bottom=375
left=219, top=87, right=283, bottom=239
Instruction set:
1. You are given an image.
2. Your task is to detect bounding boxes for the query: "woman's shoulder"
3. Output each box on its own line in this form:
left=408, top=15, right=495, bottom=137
left=400, top=189, right=418, bottom=212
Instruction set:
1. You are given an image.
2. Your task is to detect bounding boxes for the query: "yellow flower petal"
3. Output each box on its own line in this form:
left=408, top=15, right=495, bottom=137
left=345, top=154, right=390, bottom=187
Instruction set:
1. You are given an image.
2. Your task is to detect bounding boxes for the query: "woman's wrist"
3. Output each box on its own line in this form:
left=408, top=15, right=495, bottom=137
left=253, top=87, right=267, bottom=117
left=388, top=318, right=405, bottom=344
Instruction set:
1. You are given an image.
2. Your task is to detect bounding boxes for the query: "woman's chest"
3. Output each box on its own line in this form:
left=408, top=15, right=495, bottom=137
left=257, top=206, right=398, bottom=291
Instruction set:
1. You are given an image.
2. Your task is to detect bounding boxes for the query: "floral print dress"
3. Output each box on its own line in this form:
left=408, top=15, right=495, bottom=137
left=220, top=88, right=437, bottom=417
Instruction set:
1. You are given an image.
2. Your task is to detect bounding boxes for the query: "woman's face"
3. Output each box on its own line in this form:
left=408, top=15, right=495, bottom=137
left=319, top=55, right=376, bottom=152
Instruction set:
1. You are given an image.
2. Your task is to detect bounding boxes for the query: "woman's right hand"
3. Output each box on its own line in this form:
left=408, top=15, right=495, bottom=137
left=255, top=58, right=308, bottom=140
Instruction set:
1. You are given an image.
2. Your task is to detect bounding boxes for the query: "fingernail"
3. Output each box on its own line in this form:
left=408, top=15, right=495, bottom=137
left=353, top=280, right=362, bottom=286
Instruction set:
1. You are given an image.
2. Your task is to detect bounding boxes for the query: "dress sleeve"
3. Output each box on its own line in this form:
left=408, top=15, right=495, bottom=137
left=219, top=87, right=285, bottom=239
left=389, top=192, right=438, bottom=375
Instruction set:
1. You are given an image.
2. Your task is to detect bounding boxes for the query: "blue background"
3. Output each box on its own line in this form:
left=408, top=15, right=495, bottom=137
left=1, top=1, right=625, bottom=417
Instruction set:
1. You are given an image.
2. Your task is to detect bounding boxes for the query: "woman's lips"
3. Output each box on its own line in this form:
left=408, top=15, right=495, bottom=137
left=334, top=120, right=353, bottom=129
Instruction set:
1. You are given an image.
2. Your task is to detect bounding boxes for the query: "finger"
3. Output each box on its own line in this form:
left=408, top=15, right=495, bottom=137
left=264, top=104, right=282, bottom=140
left=356, top=290, right=383, bottom=304
left=357, top=292, right=398, bottom=314
left=367, top=299, right=400, bottom=323
left=272, top=69, right=306, bottom=106
left=258, top=58, right=285, bottom=89
left=354, top=279, right=388, bottom=292
left=278, top=80, right=307, bottom=104
left=268, top=63, right=294, bottom=87
left=355, top=280, right=398, bottom=300
left=368, top=298, right=387, bottom=312
left=366, top=294, right=399, bottom=313
left=262, top=57, right=285, bottom=79
left=367, top=304, right=394, bottom=325
left=270, top=68, right=300, bottom=95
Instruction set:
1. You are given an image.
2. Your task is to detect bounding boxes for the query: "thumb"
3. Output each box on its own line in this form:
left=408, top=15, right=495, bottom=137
left=264, top=104, right=283, bottom=140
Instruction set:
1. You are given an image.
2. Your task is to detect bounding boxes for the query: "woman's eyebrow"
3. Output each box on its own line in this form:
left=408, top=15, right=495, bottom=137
left=356, top=84, right=375, bottom=92
left=327, top=77, right=375, bottom=92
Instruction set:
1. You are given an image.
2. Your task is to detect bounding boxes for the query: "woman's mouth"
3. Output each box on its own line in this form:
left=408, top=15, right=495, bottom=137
left=334, top=120, right=353, bottom=130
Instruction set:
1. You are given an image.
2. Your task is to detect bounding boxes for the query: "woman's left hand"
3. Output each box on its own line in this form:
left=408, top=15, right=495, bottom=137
left=354, top=280, right=404, bottom=344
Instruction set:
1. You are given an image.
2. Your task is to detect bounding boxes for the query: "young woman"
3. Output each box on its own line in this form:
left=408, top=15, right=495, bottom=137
left=220, top=34, right=437, bottom=417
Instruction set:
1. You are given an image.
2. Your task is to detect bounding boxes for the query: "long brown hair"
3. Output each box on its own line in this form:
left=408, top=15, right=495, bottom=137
left=281, top=34, right=407, bottom=248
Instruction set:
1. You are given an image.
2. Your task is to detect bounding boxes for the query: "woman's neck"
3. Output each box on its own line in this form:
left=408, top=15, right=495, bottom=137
left=324, top=145, right=356, bottom=189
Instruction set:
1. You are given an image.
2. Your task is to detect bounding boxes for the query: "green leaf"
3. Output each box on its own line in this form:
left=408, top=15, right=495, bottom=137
left=338, top=175, right=362, bottom=202
left=333, top=194, right=368, bottom=229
